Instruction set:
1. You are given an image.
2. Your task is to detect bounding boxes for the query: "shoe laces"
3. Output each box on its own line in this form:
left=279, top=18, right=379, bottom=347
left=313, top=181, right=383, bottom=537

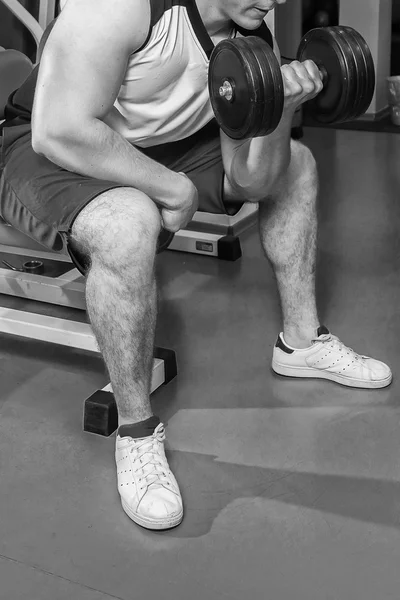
left=312, top=333, right=368, bottom=362
left=129, top=423, right=172, bottom=491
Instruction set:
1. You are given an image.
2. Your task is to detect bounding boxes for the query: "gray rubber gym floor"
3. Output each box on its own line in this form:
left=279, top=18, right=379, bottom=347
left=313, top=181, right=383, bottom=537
left=0, top=127, right=399, bottom=600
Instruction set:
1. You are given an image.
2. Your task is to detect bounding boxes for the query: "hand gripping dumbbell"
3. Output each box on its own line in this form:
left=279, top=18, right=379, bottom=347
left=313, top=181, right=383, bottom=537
left=208, top=26, right=375, bottom=140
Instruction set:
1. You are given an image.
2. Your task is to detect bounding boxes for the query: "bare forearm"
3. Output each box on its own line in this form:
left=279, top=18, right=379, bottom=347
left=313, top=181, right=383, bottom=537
left=32, top=117, right=180, bottom=207
left=228, top=109, right=295, bottom=198
left=228, top=52, right=326, bottom=198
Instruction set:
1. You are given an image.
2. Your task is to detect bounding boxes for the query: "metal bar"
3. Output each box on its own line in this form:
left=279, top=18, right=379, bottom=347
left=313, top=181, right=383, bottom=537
left=0, top=242, right=73, bottom=263
left=190, top=203, right=257, bottom=227
left=54, top=269, right=82, bottom=282
left=0, top=0, right=43, bottom=48
left=168, top=230, right=221, bottom=257
left=38, top=0, right=56, bottom=30
left=185, top=204, right=258, bottom=236
left=0, top=307, right=166, bottom=390
left=0, top=266, right=86, bottom=309
left=0, top=307, right=97, bottom=351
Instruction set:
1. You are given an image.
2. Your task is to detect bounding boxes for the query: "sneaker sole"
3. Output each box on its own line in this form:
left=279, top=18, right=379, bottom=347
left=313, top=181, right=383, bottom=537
left=272, top=360, right=393, bottom=389
left=121, top=498, right=183, bottom=530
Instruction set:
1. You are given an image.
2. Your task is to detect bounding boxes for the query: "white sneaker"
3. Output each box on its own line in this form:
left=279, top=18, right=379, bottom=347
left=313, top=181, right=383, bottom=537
left=272, top=327, right=392, bottom=389
left=115, top=423, right=183, bottom=530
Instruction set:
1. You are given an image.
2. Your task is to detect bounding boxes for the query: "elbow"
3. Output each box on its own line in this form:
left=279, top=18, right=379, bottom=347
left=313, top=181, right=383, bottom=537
left=243, top=159, right=292, bottom=202
left=227, top=153, right=292, bottom=203
left=228, top=170, right=283, bottom=203
left=32, top=114, right=92, bottom=162
left=31, top=109, right=51, bottom=154
left=31, top=117, right=79, bottom=167
left=31, top=133, right=49, bottom=157
left=31, top=105, right=77, bottom=158
left=31, top=119, right=44, bottom=155
left=31, top=121, right=60, bottom=157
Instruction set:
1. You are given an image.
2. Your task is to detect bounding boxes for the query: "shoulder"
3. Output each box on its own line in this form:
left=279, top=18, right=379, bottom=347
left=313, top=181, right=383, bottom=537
left=55, top=0, right=152, bottom=55
left=147, top=0, right=178, bottom=27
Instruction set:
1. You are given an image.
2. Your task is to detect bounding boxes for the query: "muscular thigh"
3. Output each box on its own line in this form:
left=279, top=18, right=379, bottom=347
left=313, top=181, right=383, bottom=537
left=0, top=125, right=127, bottom=255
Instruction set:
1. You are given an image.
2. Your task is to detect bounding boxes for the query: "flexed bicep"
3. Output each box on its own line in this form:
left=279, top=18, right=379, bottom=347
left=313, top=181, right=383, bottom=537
left=32, top=0, right=151, bottom=143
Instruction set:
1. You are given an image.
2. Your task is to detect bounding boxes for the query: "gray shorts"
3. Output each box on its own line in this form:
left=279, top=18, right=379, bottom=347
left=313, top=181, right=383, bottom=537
left=0, top=119, right=242, bottom=273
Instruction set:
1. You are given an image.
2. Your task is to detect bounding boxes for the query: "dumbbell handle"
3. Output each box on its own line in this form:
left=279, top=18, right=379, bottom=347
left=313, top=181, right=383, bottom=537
left=218, top=60, right=328, bottom=102
left=281, top=55, right=328, bottom=87
left=318, top=64, right=329, bottom=86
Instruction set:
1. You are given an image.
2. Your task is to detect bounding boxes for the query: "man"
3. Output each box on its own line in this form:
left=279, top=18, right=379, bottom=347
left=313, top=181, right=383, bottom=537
left=0, top=0, right=391, bottom=531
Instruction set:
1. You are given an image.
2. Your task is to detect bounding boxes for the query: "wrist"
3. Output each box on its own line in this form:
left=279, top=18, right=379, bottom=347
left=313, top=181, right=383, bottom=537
left=155, top=171, right=190, bottom=209
left=281, top=105, right=298, bottom=123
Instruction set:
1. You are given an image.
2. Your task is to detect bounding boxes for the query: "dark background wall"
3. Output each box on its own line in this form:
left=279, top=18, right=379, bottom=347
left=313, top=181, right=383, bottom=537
left=301, top=0, right=400, bottom=75
left=392, top=0, right=400, bottom=75
left=0, top=0, right=398, bottom=71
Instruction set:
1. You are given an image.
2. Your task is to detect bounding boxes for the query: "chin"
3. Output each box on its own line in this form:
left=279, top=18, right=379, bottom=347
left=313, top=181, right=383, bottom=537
left=234, top=14, right=265, bottom=30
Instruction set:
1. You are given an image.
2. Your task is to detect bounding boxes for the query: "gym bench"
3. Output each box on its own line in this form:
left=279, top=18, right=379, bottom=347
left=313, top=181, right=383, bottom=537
left=0, top=218, right=178, bottom=437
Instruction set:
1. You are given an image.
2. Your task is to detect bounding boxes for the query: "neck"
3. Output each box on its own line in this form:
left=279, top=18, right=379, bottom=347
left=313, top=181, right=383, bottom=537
left=195, top=0, right=232, bottom=38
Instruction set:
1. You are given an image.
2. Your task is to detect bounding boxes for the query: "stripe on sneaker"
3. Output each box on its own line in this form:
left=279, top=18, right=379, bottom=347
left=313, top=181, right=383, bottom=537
left=275, top=336, right=294, bottom=354
left=317, top=325, right=330, bottom=336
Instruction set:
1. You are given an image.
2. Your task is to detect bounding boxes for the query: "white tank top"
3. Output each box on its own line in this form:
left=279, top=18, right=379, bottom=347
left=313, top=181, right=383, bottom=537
left=105, top=0, right=273, bottom=148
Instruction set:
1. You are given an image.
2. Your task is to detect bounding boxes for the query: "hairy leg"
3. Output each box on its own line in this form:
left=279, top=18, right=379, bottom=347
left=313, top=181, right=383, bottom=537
left=258, top=141, right=320, bottom=348
left=70, top=187, right=162, bottom=424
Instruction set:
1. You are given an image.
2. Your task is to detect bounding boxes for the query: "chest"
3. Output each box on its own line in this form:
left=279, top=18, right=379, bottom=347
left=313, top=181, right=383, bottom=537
left=121, top=10, right=210, bottom=98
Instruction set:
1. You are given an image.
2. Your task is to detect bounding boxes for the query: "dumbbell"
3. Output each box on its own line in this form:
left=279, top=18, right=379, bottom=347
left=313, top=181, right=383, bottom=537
left=208, top=26, right=375, bottom=140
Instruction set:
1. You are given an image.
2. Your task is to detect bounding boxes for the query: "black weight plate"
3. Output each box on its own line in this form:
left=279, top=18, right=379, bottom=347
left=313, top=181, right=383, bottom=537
left=234, top=36, right=270, bottom=137
left=261, top=39, right=284, bottom=134
left=341, top=27, right=375, bottom=117
left=329, top=26, right=363, bottom=122
left=329, top=26, right=366, bottom=121
left=353, top=30, right=375, bottom=116
left=339, top=26, right=375, bottom=119
left=298, top=28, right=354, bottom=123
left=335, top=28, right=365, bottom=121
left=297, top=28, right=355, bottom=124
left=242, top=36, right=284, bottom=136
left=209, top=38, right=266, bottom=139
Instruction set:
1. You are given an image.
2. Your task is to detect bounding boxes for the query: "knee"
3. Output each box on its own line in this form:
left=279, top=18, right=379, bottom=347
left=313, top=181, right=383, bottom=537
left=71, top=188, right=162, bottom=270
left=247, top=141, right=318, bottom=205
left=258, top=141, right=318, bottom=205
